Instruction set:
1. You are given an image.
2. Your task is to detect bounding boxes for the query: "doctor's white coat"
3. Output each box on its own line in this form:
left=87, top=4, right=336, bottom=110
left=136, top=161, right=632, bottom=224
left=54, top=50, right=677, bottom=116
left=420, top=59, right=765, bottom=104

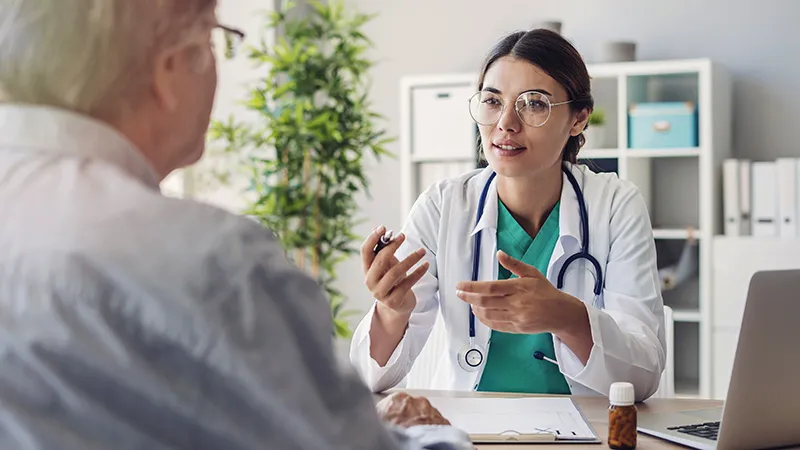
left=350, top=163, right=666, bottom=402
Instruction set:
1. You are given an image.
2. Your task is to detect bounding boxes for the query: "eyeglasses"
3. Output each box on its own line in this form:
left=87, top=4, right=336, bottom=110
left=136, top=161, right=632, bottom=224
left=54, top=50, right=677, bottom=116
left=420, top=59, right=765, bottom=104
left=468, top=90, right=574, bottom=128
left=212, top=24, right=246, bottom=58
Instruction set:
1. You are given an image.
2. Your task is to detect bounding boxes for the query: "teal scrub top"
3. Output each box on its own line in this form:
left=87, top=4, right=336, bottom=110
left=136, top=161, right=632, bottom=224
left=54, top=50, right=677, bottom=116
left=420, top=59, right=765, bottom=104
left=476, top=198, right=571, bottom=394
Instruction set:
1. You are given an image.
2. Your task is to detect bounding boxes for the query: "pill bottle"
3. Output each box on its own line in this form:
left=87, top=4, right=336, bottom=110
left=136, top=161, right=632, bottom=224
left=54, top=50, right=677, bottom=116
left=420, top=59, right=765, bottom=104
left=608, top=382, right=636, bottom=449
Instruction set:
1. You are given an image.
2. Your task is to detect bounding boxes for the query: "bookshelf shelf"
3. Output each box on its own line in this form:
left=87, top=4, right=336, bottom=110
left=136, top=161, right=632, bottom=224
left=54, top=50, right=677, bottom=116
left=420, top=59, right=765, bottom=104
left=581, top=147, right=702, bottom=159
left=673, top=310, right=702, bottom=323
left=627, top=147, right=702, bottom=158
left=653, top=228, right=702, bottom=240
left=580, top=148, right=621, bottom=159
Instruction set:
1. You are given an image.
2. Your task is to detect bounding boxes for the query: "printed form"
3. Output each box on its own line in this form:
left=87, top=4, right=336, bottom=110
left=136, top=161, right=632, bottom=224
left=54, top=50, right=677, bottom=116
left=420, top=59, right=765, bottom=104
left=426, top=397, right=599, bottom=442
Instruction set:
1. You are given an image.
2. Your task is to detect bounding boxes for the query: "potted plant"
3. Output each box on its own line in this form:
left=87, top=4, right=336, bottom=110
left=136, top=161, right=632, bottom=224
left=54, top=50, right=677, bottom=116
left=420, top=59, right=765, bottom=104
left=584, top=107, right=607, bottom=149
left=208, top=0, right=393, bottom=338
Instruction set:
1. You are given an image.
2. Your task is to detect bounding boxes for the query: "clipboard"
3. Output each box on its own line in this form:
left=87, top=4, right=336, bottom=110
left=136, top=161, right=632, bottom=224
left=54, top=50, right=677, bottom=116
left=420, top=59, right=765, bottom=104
left=471, top=429, right=558, bottom=443
left=426, top=396, right=602, bottom=444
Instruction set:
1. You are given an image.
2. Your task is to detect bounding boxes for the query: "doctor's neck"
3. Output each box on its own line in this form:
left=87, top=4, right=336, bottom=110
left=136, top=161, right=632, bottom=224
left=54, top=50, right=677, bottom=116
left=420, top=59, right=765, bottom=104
left=496, top=163, right=563, bottom=237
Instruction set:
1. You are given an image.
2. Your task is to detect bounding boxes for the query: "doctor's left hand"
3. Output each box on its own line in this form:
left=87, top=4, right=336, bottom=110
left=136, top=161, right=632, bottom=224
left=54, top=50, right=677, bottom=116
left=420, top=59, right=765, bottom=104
left=455, top=250, right=588, bottom=335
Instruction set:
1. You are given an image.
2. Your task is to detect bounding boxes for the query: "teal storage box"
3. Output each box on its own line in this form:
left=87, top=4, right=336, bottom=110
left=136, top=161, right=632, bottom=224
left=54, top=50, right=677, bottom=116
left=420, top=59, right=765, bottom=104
left=628, top=101, right=698, bottom=148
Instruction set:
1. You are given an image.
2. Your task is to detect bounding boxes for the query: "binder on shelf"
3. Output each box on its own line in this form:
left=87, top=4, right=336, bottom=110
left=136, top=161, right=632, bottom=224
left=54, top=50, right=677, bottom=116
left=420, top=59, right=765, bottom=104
left=739, top=159, right=752, bottom=236
left=796, top=159, right=800, bottom=238
left=751, top=161, right=778, bottom=237
left=722, top=159, right=741, bottom=236
left=776, top=158, right=797, bottom=238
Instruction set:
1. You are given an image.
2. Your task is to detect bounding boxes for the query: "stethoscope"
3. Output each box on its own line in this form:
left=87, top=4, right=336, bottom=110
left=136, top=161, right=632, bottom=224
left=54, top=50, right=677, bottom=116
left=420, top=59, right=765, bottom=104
left=457, top=164, right=604, bottom=372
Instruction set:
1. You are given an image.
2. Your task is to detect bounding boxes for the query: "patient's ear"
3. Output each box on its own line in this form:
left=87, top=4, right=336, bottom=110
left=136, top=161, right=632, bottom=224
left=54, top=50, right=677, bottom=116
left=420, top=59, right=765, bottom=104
left=152, top=50, right=181, bottom=112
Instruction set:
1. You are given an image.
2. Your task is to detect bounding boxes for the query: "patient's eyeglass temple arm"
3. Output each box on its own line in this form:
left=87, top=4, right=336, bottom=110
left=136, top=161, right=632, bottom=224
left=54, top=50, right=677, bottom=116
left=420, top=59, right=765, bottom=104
left=218, top=24, right=245, bottom=40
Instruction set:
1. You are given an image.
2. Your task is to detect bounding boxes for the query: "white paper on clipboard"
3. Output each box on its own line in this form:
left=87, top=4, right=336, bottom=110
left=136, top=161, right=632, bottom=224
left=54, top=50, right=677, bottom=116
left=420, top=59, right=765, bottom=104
left=426, top=396, right=600, bottom=443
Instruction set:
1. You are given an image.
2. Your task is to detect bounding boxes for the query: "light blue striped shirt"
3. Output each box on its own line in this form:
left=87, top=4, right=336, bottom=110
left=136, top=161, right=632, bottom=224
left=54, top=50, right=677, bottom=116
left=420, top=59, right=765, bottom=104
left=0, top=104, right=472, bottom=450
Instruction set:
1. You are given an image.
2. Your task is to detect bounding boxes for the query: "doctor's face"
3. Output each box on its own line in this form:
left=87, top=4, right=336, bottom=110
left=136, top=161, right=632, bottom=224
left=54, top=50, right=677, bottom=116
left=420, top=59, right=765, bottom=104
left=476, top=56, right=587, bottom=179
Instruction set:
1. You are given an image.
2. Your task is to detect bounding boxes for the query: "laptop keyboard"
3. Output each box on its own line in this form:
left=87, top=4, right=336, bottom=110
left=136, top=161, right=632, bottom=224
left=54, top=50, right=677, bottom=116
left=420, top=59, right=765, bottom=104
left=667, top=422, right=720, bottom=441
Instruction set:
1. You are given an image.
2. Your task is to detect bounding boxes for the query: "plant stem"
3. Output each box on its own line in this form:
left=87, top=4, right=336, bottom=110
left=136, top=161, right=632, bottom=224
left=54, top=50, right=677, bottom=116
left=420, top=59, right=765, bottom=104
left=305, top=150, right=321, bottom=280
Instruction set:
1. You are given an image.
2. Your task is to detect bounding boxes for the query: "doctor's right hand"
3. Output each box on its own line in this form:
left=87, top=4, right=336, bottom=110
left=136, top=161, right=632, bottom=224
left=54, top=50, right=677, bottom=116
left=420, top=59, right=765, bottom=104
left=361, top=225, right=429, bottom=318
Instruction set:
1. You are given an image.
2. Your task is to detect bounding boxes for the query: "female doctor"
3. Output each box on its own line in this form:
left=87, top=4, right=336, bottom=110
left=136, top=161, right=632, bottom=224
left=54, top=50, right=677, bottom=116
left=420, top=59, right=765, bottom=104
left=349, top=29, right=666, bottom=401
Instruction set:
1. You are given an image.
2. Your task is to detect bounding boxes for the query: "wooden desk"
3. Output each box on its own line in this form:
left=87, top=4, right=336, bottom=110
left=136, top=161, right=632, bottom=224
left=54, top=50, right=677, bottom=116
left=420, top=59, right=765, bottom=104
left=386, top=389, right=722, bottom=449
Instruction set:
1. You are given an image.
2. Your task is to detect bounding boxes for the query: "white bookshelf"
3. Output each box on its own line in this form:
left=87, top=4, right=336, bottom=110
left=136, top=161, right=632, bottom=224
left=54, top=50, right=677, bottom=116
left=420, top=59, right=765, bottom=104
left=399, top=73, right=479, bottom=216
left=399, top=58, right=732, bottom=399
left=711, top=236, right=800, bottom=400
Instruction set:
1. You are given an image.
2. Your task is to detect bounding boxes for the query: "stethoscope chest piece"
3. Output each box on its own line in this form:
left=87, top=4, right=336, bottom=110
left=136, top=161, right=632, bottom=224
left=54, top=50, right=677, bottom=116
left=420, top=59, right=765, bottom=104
left=457, top=342, right=485, bottom=372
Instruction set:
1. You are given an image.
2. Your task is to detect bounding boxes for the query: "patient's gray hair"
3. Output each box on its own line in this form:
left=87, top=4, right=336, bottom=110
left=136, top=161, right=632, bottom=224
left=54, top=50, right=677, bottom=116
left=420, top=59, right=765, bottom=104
left=0, top=0, right=217, bottom=119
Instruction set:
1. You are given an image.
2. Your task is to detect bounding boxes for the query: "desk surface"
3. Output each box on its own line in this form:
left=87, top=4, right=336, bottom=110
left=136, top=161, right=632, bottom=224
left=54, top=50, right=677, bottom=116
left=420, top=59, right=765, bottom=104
left=390, top=389, right=722, bottom=449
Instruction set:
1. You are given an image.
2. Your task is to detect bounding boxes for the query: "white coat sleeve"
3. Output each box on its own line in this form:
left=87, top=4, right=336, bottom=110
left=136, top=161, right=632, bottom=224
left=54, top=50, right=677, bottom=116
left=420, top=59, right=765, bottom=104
left=553, top=186, right=667, bottom=402
left=349, top=190, right=443, bottom=393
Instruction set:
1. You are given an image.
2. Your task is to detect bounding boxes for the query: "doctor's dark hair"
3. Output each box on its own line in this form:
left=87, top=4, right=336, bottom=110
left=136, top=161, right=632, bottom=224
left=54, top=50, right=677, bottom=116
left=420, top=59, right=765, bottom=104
left=476, top=29, right=594, bottom=164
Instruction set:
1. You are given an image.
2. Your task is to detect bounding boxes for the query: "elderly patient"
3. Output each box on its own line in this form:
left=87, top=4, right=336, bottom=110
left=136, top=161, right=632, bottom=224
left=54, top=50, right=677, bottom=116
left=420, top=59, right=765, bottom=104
left=0, top=1, right=471, bottom=449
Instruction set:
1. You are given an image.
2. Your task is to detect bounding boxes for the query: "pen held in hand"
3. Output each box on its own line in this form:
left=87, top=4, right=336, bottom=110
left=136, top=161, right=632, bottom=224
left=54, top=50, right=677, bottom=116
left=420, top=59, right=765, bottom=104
left=374, top=229, right=394, bottom=254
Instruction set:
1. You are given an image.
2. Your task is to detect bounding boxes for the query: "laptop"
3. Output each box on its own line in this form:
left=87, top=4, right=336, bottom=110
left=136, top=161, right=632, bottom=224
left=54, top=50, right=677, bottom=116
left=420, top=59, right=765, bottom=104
left=638, top=269, right=800, bottom=450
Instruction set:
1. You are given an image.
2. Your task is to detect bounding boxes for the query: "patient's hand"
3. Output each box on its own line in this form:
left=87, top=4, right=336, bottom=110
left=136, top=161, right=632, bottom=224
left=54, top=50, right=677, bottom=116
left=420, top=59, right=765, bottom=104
left=376, top=392, right=451, bottom=428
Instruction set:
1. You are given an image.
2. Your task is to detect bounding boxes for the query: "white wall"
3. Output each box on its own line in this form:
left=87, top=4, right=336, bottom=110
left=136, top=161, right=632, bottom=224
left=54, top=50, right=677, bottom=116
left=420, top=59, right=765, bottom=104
left=337, top=0, right=800, bottom=322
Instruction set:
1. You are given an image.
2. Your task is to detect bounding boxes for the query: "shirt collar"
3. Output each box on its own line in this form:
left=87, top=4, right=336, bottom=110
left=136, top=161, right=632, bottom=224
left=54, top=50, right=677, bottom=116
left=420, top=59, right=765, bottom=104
left=469, top=162, right=583, bottom=247
left=0, top=104, right=160, bottom=189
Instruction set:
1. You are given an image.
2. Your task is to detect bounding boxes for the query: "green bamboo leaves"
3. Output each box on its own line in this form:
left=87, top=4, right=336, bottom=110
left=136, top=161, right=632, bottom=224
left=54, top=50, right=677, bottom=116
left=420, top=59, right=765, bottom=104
left=209, top=0, right=393, bottom=338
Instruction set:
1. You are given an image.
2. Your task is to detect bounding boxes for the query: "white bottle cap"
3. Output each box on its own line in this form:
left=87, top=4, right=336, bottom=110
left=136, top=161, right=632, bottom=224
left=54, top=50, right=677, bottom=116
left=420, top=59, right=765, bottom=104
left=609, top=382, right=635, bottom=406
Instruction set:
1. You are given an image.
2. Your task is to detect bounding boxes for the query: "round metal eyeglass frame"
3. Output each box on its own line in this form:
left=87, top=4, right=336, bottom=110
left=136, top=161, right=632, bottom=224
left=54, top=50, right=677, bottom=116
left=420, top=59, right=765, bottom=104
left=467, top=90, right=575, bottom=128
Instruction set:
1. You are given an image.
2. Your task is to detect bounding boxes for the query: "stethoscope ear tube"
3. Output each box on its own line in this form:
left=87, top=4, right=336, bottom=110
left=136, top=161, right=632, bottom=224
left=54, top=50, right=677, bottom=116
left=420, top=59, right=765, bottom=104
left=560, top=166, right=604, bottom=297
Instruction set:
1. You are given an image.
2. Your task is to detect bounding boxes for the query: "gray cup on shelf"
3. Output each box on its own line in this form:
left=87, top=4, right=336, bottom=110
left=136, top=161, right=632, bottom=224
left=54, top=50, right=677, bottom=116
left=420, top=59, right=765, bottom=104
left=533, top=20, right=562, bottom=34
left=597, top=41, right=636, bottom=63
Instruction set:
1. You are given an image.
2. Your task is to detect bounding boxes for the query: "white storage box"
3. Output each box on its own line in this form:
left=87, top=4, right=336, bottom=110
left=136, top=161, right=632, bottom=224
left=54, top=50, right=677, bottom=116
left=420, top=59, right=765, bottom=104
left=411, top=84, right=476, bottom=160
